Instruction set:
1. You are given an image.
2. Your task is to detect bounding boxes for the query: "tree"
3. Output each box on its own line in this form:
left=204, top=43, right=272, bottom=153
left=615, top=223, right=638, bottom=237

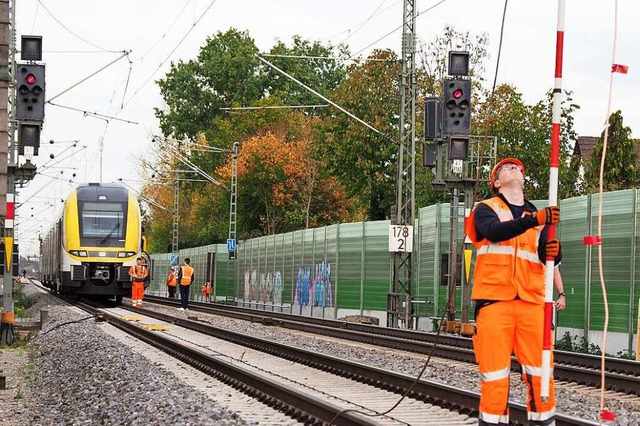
left=472, top=84, right=580, bottom=200
left=418, top=25, right=489, bottom=89
left=584, top=110, right=637, bottom=192
left=313, top=49, right=401, bottom=220
left=216, top=132, right=353, bottom=235
left=155, top=29, right=263, bottom=139
left=264, top=36, right=349, bottom=112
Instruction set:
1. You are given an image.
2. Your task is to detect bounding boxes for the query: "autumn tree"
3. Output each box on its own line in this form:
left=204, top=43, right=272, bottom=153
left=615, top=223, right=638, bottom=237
left=217, top=132, right=353, bottom=235
left=584, top=110, right=637, bottom=192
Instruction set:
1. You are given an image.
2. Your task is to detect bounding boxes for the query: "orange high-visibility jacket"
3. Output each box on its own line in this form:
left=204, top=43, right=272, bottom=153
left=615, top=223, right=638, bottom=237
left=166, top=272, right=177, bottom=287
left=129, top=264, right=148, bottom=282
left=467, top=196, right=545, bottom=304
left=180, top=265, right=194, bottom=286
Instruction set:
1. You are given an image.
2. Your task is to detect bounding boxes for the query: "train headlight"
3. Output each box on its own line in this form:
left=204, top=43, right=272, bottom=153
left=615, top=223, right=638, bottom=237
left=117, top=251, right=136, bottom=258
left=69, top=250, right=88, bottom=257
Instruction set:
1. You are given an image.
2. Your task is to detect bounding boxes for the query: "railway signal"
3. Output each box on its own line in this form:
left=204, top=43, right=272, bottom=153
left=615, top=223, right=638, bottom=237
left=16, top=64, right=46, bottom=122
left=18, top=122, right=41, bottom=156
left=442, top=78, right=471, bottom=160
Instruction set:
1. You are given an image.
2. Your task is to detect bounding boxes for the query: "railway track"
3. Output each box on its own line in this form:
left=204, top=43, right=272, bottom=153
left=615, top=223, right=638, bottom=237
left=22, top=280, right=613, bottom=424
left=107, top=299, right=592, bottom=425
left=145, top=296, right=640, bottom=396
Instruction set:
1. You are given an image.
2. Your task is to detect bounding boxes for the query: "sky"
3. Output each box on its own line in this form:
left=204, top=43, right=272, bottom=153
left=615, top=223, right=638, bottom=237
left=13, top=0, right=640, bottom=256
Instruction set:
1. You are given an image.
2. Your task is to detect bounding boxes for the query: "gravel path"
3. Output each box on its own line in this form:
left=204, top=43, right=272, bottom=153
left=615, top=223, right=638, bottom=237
left=1, top=285, right=248, bottom=426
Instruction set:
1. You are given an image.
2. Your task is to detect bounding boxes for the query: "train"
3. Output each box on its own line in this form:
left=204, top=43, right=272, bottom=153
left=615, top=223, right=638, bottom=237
left=40, top=183, right=148, bottom=303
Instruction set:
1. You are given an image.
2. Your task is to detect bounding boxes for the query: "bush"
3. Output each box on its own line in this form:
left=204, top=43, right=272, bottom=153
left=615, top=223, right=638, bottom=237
left=555, top=331, right=602, bottom=355
left=11, top=282, right=36, bottom=318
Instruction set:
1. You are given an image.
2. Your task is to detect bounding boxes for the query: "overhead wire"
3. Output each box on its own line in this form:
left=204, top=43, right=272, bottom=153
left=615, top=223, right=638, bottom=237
left=36, top=0, right=118, bottom=53
left=132, top=0, right=194, bottom=63
left=119, top=0, right=219, bottom=110
left=345, top=0, right=449, bottom=63
left=30, top=1, right=40, bottom=33
left=334, top=0, right=395, bottom=46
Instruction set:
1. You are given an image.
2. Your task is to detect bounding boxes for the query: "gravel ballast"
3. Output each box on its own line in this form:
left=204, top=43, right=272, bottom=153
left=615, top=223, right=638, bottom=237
left=2, top=283, right=639, bottom=425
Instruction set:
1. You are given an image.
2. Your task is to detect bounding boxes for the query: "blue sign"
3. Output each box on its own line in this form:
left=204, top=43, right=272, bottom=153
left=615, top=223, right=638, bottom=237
left=226, top=239, right=236, bottom=251
left=170, top=255, right=179, bottom=266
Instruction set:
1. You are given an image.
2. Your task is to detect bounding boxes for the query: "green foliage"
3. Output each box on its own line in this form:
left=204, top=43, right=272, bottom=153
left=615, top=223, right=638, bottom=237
left=147, top=25, right=588, bottom=248
left=472, top=85, right=581, bottom=200
left=155, top=29, right=263, bottom=139
left=265, top=35, right=349, bottom=110
left=584, top=110, right=637, bottom=193
left=149, top=29, right=353, bottom=247
left=13, top=282, right=35, bottom=318
left=555, top=331, right=602, bottom=356
left=313, top=49, right=400, bottom=220
left=615, top=349, right=637, bottom=360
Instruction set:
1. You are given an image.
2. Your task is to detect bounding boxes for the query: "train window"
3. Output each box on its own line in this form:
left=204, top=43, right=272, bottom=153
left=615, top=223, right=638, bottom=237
left=80, top=202, right=127, bottom=244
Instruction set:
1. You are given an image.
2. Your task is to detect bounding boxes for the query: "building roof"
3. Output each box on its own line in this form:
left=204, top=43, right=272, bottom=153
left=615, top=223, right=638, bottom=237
left=573, top=136, right=599, bottom=159
left=574, top=135, right=640, bottom=161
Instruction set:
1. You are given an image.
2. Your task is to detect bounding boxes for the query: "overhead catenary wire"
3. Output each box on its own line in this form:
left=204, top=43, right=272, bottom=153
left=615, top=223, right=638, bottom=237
left=47, top=102, right=138, bottom=125
left=256, top=54, right=390, bottom=140
left=345, top=0, right=449, bottom=63
left=119, top=0, right=219, bottom=110
left=335, top=0, right=397, bottom=47
left=35, top=0, right=118, bottom=53
left=46, top=51, right=130, bottom=104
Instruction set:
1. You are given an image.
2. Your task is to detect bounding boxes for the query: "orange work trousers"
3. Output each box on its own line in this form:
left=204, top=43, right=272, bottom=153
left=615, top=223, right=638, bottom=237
left=473, top=299, right=556, bottom=425
left=131, top=282, right=145, bottom=306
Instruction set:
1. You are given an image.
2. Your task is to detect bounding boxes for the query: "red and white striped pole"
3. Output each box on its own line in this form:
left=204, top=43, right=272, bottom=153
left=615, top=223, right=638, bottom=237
left=542, top=0, right=566, bottom=400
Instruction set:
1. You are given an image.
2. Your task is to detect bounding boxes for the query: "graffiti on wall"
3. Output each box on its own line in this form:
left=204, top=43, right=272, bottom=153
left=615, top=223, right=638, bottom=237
left=295, top=261, right=333, bottom=308
left=243, top=270, right=283, bottom=303
left=242, top=260, right=332, bottom=307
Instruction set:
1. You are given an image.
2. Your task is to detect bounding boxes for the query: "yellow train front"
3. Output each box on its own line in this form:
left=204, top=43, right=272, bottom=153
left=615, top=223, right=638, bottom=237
left=40, top=183, right=147, bottom=303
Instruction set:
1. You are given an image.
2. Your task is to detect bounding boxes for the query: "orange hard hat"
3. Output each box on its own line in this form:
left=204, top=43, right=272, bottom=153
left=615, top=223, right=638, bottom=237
left=490, top=157, right=525, bottom=191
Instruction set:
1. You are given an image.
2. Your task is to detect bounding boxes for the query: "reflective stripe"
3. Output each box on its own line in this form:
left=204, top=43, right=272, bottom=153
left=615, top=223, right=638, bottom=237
left=480, top=366, right=511, bottom=382
left=521, top=365, right=552, bottom=377
left=479, top=411, right=509, bottom=424
left=516, top=250, right=542, bottom=263
left=528, top=407, right=556, bottom=421
left=477, top=245, right=515, bottom=255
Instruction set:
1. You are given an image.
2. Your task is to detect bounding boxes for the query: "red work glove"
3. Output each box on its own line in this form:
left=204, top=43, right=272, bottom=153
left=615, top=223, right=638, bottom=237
left=545, top=239, right=560, bottom=257
left=535, top=206, right=560, bottom=225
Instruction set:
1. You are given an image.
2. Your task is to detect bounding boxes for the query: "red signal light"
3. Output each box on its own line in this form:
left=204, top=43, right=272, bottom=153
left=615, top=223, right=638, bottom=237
left=453, top=89, right=463, bottom=99
left=26, top=74, right=36, bottom=84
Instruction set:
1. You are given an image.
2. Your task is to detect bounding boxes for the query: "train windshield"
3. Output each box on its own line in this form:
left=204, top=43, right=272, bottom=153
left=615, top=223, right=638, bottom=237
left=80, top=202, right=127, bottom=246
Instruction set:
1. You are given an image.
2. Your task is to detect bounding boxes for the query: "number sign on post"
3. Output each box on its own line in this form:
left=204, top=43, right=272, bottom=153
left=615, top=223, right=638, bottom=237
left=388, top=225, right=413, bottom=252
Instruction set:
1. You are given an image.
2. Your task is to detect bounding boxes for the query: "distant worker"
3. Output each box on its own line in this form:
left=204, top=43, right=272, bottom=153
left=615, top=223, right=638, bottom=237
left=177, top=257, right=194, bottom=311
left=201, top=281, right=212, bottom=302
left=165, top=266, right=177, bottom=299
left=128, top=257, right=148, bottom=308
left=465, top=158, right=561, bottom=425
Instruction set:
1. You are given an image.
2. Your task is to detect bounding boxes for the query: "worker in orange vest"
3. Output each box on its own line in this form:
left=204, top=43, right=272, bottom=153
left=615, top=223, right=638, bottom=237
left=166, top=266, right=177, bottom=298
left=465, top=158, right=561, bottom=425
left=128, top=257, right=148, bottom=308
left=201, top=281, right=212, bottom=302
left=176, top=258, right=194, bottom=311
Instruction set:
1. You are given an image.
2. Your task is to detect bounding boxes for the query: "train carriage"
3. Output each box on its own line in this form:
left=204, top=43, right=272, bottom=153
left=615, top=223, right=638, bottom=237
left=40, top=183, right=148, bottom=303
